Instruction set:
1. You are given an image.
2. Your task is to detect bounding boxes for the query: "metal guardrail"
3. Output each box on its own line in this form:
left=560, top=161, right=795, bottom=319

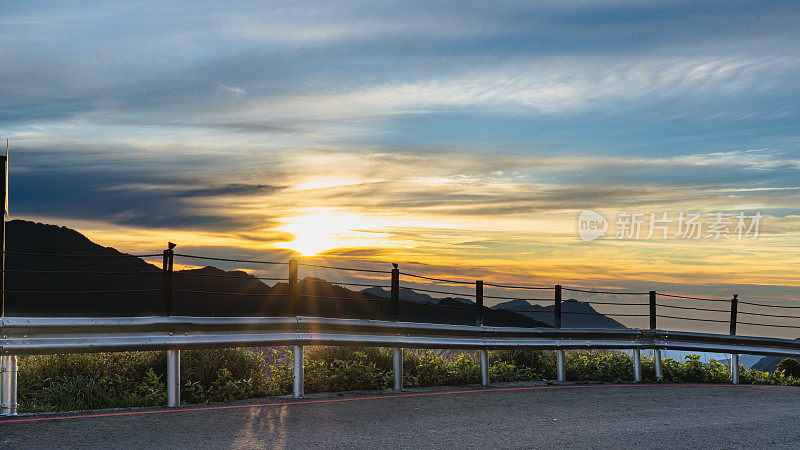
left=3, top=315, right=800, bottom=415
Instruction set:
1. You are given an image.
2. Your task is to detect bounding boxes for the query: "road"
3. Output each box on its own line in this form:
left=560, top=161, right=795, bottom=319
left=2, top=383, right=799, bottom=449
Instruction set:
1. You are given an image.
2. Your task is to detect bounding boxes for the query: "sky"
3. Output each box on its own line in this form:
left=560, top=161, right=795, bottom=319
left=2, top=1, right=799, bottom=336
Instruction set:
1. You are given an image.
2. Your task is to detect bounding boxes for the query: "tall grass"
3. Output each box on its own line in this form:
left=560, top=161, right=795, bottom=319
left=16, top=348, right=800, bottom=413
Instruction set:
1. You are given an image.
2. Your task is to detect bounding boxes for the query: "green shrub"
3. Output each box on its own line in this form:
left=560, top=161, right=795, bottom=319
left=16, top=348, right=800, bottom=413
left=776, top=358, right=800, bottom=378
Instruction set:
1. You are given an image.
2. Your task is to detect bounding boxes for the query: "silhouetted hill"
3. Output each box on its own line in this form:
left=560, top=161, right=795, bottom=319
left=361, top=286, right=472, bottom=304
left=5, top=220, right=163, bottom=315
left=1, top=220, right=550, bottom=327
left=752, top=341, right=800, bottom=372
left=491, top=298, right=627, bottom=329
left=362, top=286, right=551, bottom=327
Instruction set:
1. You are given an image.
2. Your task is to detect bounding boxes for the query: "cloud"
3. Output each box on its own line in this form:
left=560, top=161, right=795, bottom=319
left=217, top=84, right=246, bottom=99
left=3, top=0, right=800, bottom=306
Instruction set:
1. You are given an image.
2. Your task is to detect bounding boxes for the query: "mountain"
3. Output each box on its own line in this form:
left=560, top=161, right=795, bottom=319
left=364, top=286, right=626, bottom=329
left=1, top=220, right=547, bottom=328
left=715, top=354, right=762, bottom=370
left=752, top=340, right=800, bottom=372
left=361, top=286, right=472, bottom=304
left=490, top=298, right=627, bottom=329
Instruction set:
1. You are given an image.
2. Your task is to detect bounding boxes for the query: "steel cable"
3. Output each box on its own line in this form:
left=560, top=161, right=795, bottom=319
left=173, top=254, right=288, bottom=265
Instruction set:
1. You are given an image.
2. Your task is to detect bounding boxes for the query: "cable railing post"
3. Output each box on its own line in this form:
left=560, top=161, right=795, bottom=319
left=391, top=264, right=399, bottom=322
left=649, top=290, right=657, bottom=330
left=391, top=263, right=402, bottom=391
left=289, top=259, right=298, bottom=317
left=167, top=349, right=180, bottom=407
left=650, top=290, right=663, bottom=380
left=555, top=284, right=565, bottom=382
left=476, top=280, right=484, bottom=327
left=162, top=242, right=176, bottom=316
left=730, top=294, right=739, bottom=384
left=555, top=284, right=562, bottom=328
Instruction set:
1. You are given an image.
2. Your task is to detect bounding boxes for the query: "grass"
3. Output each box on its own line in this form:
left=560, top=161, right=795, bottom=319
left=16, top=348, right=800, bottom=413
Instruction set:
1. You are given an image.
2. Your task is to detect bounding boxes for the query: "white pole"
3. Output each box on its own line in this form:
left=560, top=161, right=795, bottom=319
left=731, top=353, right=739, bottom=384
left=1, top=355, right=18, bottom=415
left=633, top=348, right=642, bottom=382
left=166, top=349, right=180, bottom=407
left=479, top=349, right=489, bottom=386
left=557, top=349, right=566, bottom=382
left=293, top=345, right=304, bottom=398
left=654, top=349, right=663, bottom=380
left=393, top=347, right=403, bottom=391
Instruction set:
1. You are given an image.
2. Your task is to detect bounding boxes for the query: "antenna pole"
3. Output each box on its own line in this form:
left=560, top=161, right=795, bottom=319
left=1, top=139, right=7, bottom=317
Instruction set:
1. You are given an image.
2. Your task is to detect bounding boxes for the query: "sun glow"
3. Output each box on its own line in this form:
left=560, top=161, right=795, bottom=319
left=276, top=208, right=394, bottom=256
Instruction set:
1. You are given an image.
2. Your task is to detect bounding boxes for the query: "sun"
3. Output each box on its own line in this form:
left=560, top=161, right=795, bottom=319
left=276, top=208, right=391, bottom=256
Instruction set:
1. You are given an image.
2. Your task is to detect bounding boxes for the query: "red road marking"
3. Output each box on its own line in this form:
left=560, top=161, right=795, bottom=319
left=0, top=383, right=795, bottom=424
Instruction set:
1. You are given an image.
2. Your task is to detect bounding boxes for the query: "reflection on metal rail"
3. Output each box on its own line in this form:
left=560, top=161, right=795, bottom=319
left=3, top=315, right=800, bottom=414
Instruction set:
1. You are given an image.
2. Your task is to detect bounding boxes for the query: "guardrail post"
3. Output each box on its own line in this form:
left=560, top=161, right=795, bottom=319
left=162, top=242, right=176, bottom=316
left=166, top=349, right=180, bottom=407
left=293, top=345, right=304, bottom=398
left=633, top=348, right=642, bottom=382
left=654, top=349, right=663, bottom=380
left=479, top=349, right=489, bottom=387
left=556, top=348, right=566, bottom=383
left=554, top=284, right=562, bottom=328
left=393, top=347, right=403, bottom=391
left=0, top=355, right=18, bottom=415
left=391, top=264, right=403, bottom=390
left=730, top=294, right=739, bottom=384
left=289, top=259, right=298, bottom=316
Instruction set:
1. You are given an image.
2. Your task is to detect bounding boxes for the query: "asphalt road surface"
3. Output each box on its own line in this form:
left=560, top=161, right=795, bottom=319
left=2, top=383, right=800, bottom=449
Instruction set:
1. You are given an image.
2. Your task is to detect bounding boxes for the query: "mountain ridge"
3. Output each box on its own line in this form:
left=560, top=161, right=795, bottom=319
left=1, top=219, right=612, bottom=329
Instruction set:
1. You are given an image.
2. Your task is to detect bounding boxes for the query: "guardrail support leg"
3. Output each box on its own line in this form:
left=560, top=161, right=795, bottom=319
left=556, top=350, right=566, bottom=382
left=166, top=349, right=180, bottom=407
left=731, top=353, right=739, bottom=385
left=479, top=349, right=489, bottom=386
left=654, top=349, right=663, bottom=380
left=633, top=349, right=642, bottom=382
left=1, top=355, right=18, bottom=415
left=393, top=347, right=403, bottom=391
left=293, top=345, right=304, bottom=398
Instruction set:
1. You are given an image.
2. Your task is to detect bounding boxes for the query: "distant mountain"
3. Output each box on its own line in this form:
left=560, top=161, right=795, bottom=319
left=491, top=298, right=626, bottom=329
left=361, top=286, right=472, bottom=304
left=1, top=220, right=548, bottom=328
left=715, top=354, right=762, bottom=370
left=364, top=287, right=625, bottom=329
left=752, top=340, right=800, bottom=372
